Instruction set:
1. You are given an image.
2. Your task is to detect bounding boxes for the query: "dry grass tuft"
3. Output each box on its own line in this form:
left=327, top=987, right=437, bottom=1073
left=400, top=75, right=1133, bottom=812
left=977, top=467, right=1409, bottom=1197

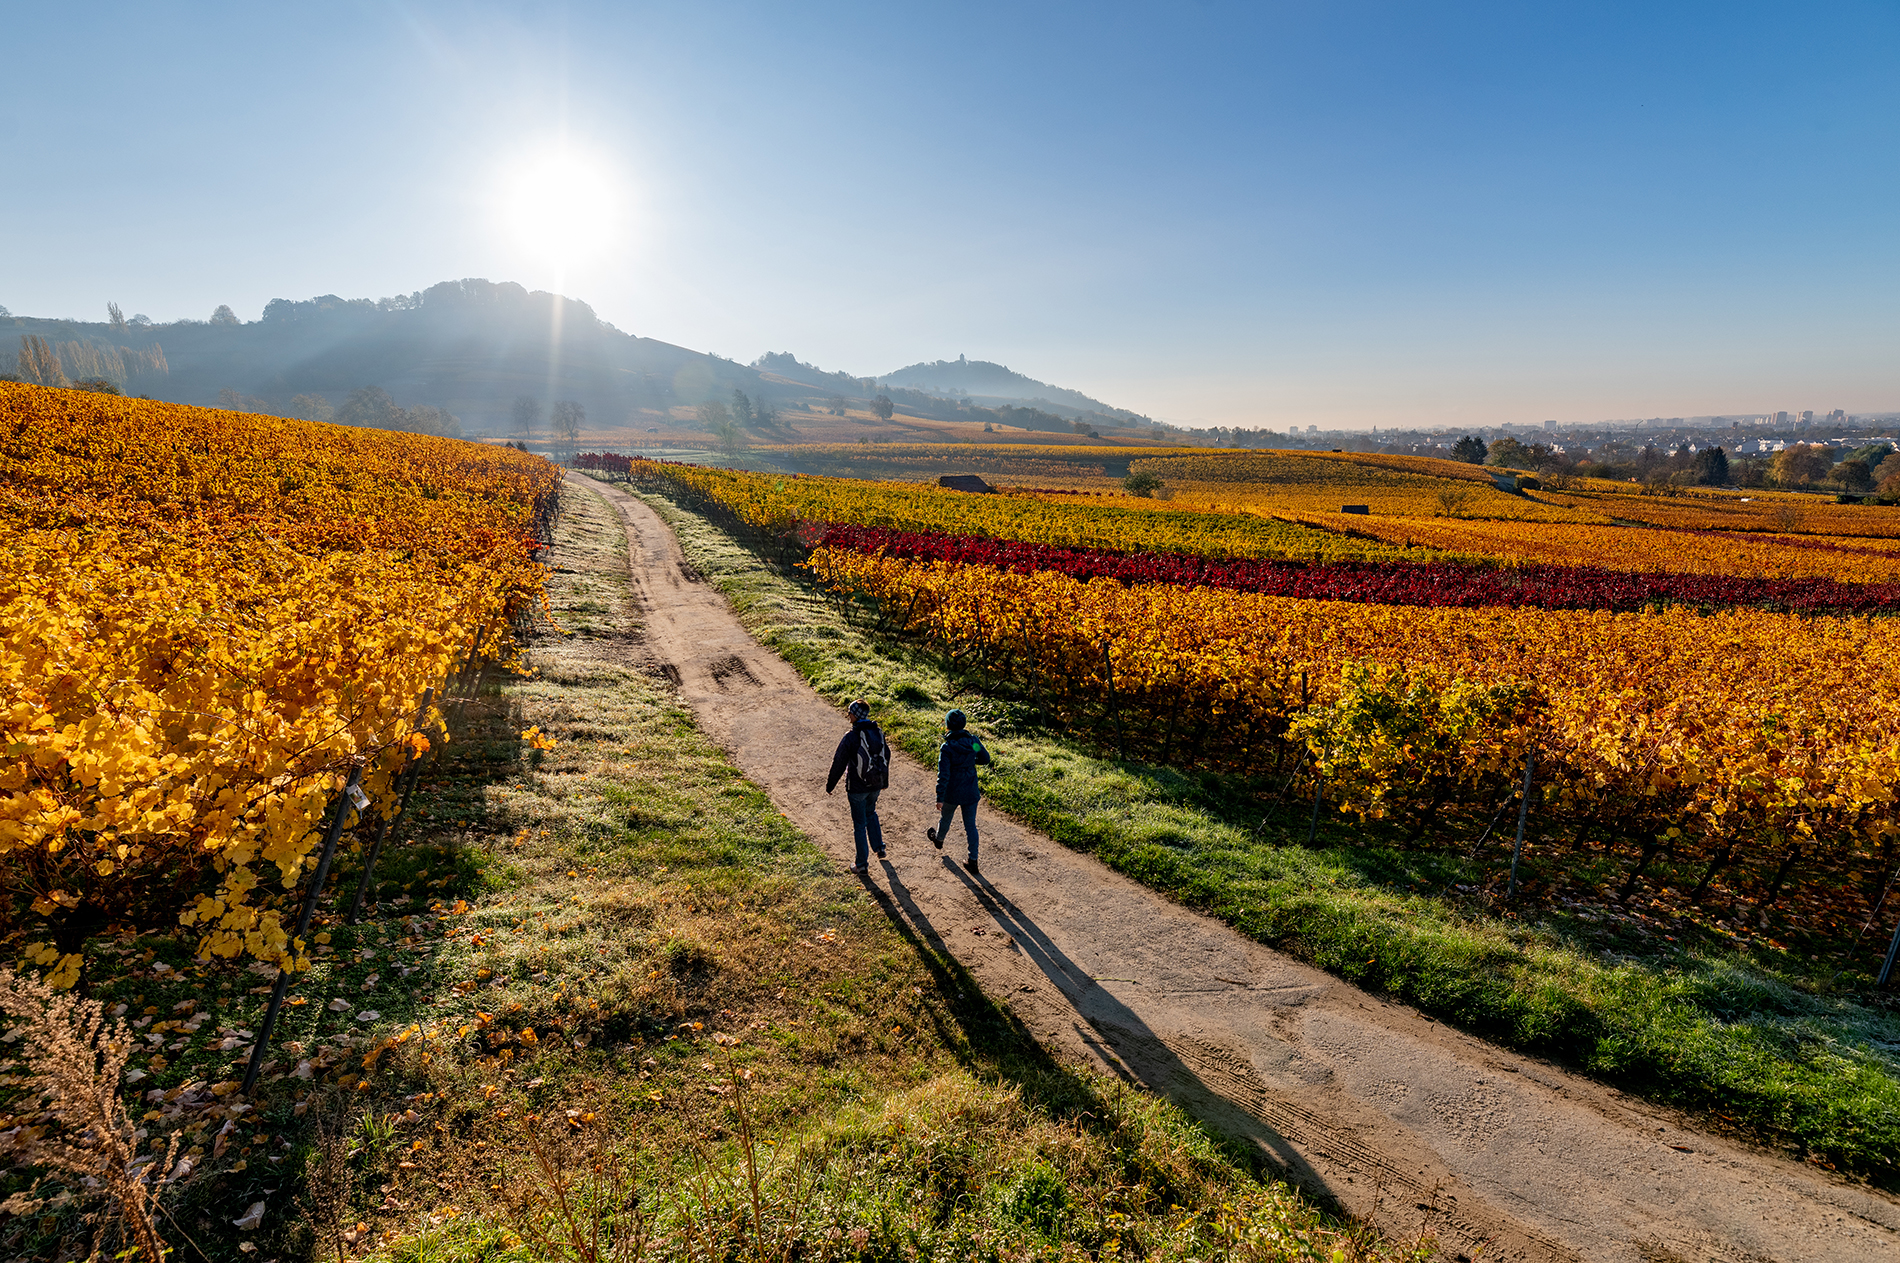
left=0, top=967, right=177, bottom=1261
left=299, top=1089, right=365, bottom=1263
left=492, top=1117, right=654, bottom=1263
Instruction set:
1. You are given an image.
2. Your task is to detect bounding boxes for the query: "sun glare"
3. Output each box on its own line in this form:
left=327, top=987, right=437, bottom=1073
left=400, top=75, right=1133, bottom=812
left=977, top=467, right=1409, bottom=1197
left=501, top=148, right=622, bottom=266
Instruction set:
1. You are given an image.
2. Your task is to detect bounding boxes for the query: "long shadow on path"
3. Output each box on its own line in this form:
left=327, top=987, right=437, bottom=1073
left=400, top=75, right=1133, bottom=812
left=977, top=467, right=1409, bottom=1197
left=864, top=857, right=1567, bottom=1261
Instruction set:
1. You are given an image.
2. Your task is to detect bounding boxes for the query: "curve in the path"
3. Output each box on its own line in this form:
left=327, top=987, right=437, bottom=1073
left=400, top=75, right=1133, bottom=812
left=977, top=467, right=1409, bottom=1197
left=578, top=474, right=1900, bottom=1263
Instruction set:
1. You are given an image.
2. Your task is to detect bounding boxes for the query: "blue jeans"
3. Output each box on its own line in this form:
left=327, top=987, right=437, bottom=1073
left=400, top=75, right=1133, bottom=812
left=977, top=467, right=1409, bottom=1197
left=848, top=789, right=884, bottom=867
left=937, top=799, right=979, bottom=864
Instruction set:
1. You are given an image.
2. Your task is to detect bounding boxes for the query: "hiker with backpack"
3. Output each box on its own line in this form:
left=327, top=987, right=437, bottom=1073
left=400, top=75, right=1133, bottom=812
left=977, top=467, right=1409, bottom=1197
left=826, top=699, right=891, bottom=873
left=928, top=709, right=992, bottom=874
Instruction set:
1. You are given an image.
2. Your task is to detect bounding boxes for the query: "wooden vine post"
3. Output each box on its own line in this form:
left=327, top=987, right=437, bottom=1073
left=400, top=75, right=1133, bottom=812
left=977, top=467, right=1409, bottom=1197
left=1880, top=911, right=1900, bottom=989
left=346, top=622, right=488, bottom=921
left=1507, top=747, right=1537, bottom=898
left=1301, top=671, right=1324, bottom=846
left=1307, top=771, right=1325, bottom=846
left=346, top=689, right=435, bottom=924
left=243, top=764, right=364, bottom=1094
left=1261, top=748, right=1309, bottom=831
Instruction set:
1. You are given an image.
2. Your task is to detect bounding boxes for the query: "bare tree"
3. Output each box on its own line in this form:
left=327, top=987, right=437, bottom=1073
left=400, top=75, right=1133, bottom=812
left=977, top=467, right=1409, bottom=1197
left=513, top=396, right=542, bottom=442
left=552, top=399, right=585, bottom=446
left=289, top=393, right=335, bottom=424
left=1436, top=487, right=1474, bottom=517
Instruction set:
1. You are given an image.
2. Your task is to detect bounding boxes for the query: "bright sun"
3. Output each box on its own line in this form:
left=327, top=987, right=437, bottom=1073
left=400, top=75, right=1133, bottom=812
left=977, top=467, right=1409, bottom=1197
left=502, top=149, right=620, bottom=265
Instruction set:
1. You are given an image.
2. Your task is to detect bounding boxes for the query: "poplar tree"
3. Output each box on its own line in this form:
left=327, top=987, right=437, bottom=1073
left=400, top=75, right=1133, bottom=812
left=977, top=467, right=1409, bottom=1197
left=16, top=335, right=65, bottom=387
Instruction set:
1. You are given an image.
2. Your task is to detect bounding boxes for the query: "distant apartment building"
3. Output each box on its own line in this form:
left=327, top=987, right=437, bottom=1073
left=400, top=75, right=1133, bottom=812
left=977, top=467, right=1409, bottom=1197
left=1771, top=410, right=1790, bottom=426
left=1543, top=419, right=1556, bottom=431
left=1828, top=408, right=1848, bottom=424
left=1800, top=410, right=1815, bottom=426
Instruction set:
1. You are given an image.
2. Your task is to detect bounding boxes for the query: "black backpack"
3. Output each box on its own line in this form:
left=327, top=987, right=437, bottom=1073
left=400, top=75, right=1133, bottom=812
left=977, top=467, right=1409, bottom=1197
left=855, top=724, right=890, bottom=790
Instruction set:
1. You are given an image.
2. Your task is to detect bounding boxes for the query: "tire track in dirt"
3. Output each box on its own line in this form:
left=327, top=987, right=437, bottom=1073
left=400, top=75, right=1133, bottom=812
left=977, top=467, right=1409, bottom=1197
left=580, top=474, right=1900, bottom=1263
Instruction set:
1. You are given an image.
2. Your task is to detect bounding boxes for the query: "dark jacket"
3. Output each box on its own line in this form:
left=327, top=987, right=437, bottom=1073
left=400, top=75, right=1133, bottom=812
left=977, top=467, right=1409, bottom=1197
left=935, top=729, right=991, bottom=804
left=826, top=721, right=887, bottom=794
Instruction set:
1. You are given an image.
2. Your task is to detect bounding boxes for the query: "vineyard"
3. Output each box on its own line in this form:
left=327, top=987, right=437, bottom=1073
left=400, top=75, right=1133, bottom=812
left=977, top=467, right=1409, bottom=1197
left=1, top=382, right=561, bottom=989
left=1541, top=482, right=1900, bottom=535
left=1125, top=448, right=1900, bottom=538
left=1127, top=450, right=1602, bottom=522
left=575, top=455, right=1448, bottom=564
left=1303, top=512, right=1900, bottom=581
left=758, top=442, right=1127, bottom=482
left=605, top=453, right=1900, bottom=961
left=807, top=546, right=1899, bottom=926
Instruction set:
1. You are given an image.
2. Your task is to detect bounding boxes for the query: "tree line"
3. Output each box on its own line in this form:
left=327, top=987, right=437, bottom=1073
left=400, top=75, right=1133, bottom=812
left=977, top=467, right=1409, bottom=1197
left=285, top=387, right=464, bottom=438
left=1445, top=432, right=1898, bottom=496
left=7, top=334, right=169, bottom=394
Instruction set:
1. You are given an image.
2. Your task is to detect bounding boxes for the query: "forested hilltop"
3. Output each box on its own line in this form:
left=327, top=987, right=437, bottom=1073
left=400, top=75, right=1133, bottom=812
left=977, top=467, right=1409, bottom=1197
left=1, top=282, right=1154, bottom=441
left=877, top=353, right=1148, bottom=423
left=0, top=280, right=791, bottom=435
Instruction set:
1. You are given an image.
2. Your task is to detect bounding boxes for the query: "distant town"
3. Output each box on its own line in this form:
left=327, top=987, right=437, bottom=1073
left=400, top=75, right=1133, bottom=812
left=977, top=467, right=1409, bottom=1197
left=1190, top=408, right=1899, bottom=491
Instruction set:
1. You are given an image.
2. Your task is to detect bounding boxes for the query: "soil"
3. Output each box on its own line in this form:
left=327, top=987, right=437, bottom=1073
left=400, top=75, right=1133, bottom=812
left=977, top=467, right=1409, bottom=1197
left=582, top=474, right=1900, bottom=1263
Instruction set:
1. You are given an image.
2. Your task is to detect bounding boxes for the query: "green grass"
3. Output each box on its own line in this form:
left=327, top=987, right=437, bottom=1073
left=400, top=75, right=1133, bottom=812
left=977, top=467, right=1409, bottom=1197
left=630, top=479, right=1900, bottom=1190
left=1, top=481, right=1406, bottom=1263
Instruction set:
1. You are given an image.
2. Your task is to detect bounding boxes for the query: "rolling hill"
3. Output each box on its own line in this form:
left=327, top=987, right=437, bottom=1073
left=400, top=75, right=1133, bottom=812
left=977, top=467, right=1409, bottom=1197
left=877, top=354, right=1147, bottom=422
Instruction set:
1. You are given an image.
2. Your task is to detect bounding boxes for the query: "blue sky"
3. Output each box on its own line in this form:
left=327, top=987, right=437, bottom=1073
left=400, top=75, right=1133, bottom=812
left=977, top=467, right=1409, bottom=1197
left=4, top=2, right=1896, bottom=428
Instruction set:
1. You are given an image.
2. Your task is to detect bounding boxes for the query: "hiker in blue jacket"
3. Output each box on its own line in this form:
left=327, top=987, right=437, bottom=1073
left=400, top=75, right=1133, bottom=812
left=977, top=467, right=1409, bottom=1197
left=825, top=699, right=890, bottom=873
left=928, top=709, right=992, bottom=873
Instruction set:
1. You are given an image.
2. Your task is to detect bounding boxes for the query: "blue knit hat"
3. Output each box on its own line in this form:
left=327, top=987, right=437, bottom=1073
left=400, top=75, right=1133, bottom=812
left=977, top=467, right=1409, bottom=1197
left=945, top=709, right=967, bottom=730
left=848, top=700, right=871, bottom=721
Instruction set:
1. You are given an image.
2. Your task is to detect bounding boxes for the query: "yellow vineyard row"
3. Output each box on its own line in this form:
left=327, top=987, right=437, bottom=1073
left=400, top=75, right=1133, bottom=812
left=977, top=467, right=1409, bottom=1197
left=630, top=458, right=1445, bottom=563
left=1299, top=512, right=1900, bottom=582
left=807, top=546, right=1898, bottom=864
left=1, top=384, right=561, bottom=984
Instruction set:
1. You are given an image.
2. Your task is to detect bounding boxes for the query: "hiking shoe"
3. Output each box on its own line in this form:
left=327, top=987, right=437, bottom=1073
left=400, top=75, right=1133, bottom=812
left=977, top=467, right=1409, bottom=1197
left=965, top=857, right=980, bottom=874
left=927, top=828, right=943, bottom=850
left=872, top=847, right=887, bottom=859
left=849, top=864, right=869, bottom=874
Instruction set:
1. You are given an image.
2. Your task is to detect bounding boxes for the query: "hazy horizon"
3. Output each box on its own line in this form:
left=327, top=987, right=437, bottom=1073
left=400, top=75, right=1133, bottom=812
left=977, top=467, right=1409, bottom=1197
left=5, top=2, right=1897, bottom=430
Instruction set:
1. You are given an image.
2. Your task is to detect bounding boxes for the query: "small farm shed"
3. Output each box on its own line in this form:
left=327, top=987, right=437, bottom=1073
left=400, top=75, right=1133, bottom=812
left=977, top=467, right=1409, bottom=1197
left=938, top=475, right=995, bottom=493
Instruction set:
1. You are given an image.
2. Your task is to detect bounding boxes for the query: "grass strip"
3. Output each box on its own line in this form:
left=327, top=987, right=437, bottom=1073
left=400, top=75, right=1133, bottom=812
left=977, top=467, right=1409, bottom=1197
left=632, top=481, right=1900, bottom=1190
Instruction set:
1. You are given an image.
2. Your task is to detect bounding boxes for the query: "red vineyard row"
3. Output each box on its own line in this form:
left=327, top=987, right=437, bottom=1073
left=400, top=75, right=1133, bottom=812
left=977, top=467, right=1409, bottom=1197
left=816, top=523, right=1900, bottom=614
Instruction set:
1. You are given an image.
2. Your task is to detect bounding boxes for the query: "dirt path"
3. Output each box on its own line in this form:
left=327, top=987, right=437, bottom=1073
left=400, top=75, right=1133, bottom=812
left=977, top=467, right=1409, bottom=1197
left=582, top=475, right=1900, bottom=1263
